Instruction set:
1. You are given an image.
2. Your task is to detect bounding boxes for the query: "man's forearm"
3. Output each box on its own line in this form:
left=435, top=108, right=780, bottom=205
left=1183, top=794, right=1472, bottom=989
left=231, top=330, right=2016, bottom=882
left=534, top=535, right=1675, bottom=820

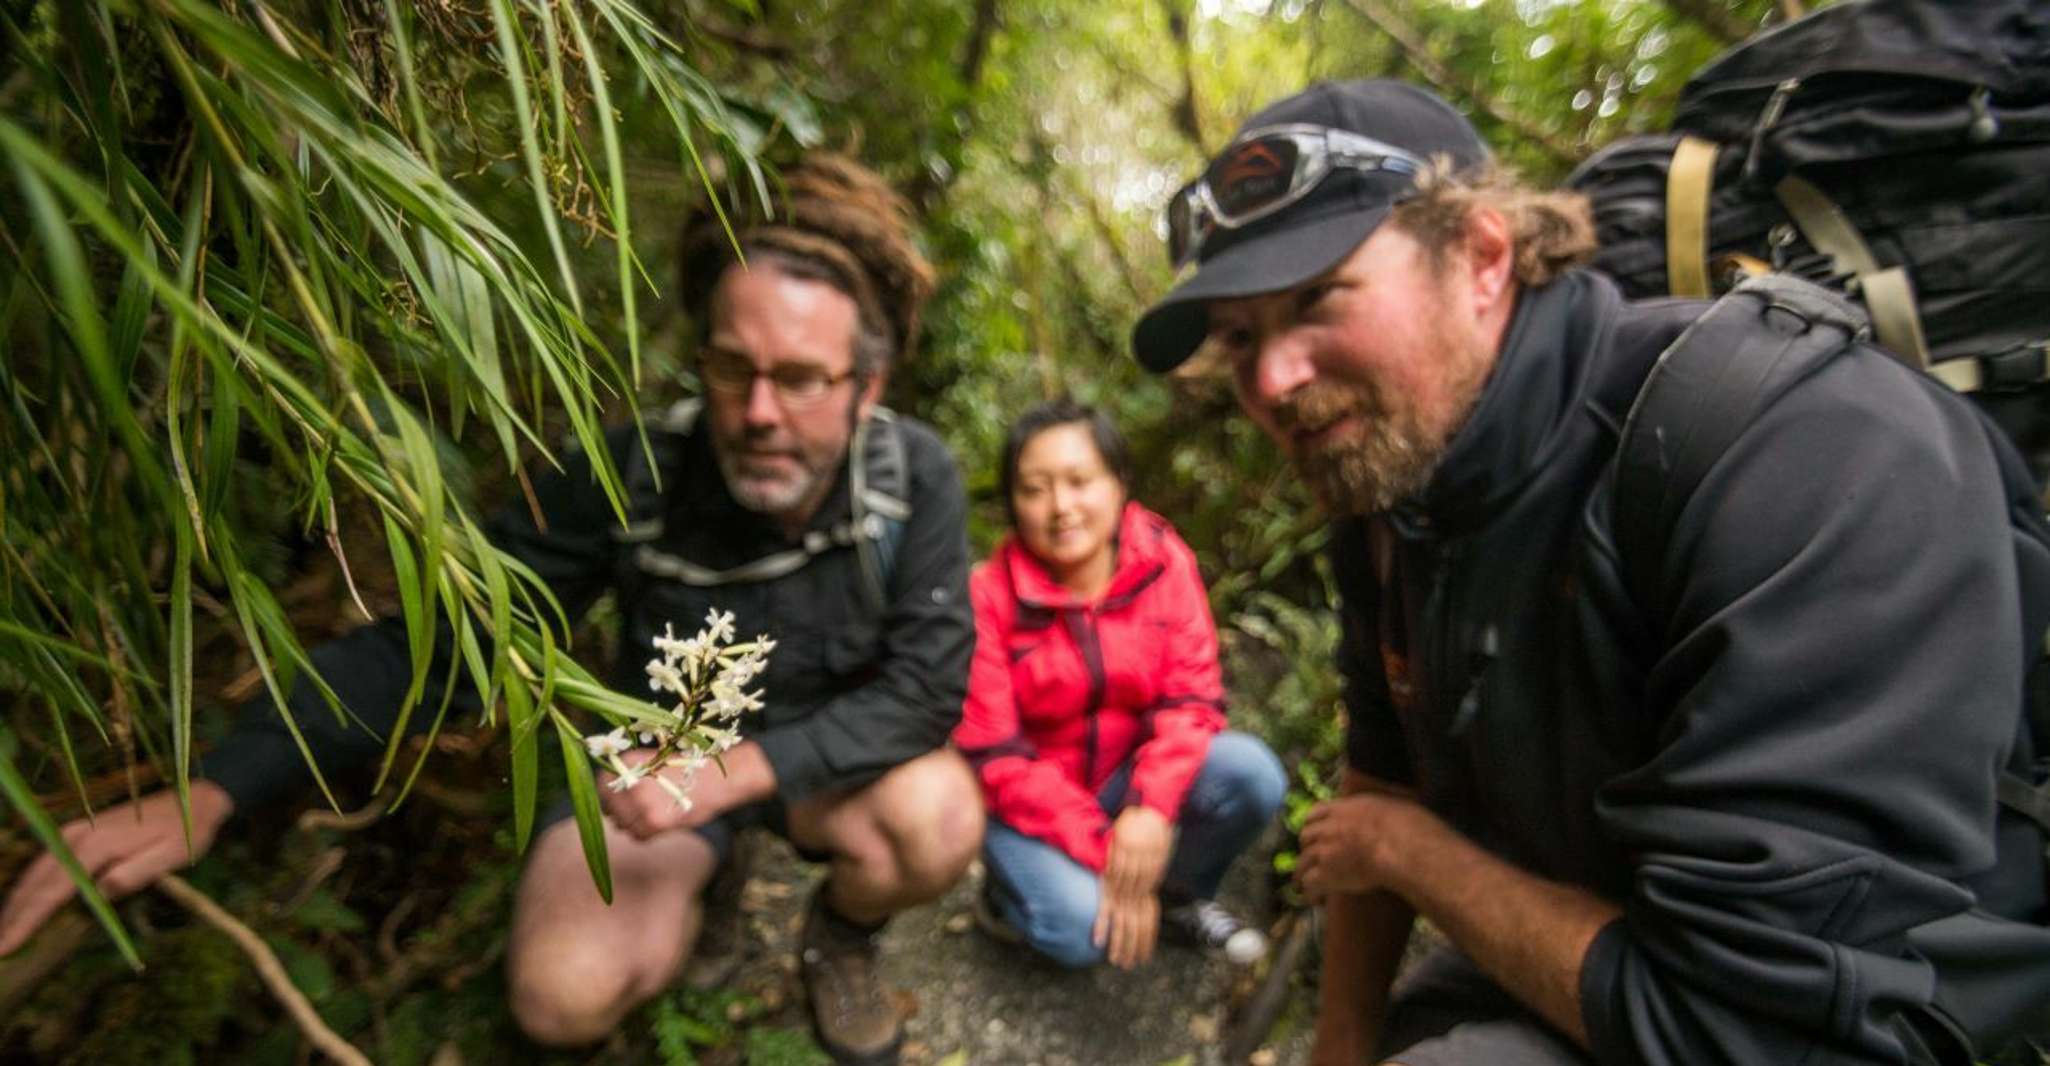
left=1380, top=805, right=1618, bottom=1048
left=1312, top=769, right=1417, bottom=1064
left=1315, top=887, right=1414, bottom=1063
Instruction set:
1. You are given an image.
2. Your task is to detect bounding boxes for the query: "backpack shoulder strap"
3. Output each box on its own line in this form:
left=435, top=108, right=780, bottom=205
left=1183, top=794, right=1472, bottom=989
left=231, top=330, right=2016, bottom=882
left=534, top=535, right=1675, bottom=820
left=1612, top=274, right=1871, bottom=617
left=1665, top=135, right=1720, bottom=300
left=849, top=406, right=912, bottom=612
left=1772, top=175, right=1932, bottom=370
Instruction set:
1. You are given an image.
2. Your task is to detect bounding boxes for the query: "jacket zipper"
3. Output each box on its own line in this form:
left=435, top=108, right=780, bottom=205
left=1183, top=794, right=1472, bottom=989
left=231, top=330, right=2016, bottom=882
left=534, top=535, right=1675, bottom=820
left=1064, top=608, right=1109, bottom=785
left=1420, top=535, right=1470, bottom=738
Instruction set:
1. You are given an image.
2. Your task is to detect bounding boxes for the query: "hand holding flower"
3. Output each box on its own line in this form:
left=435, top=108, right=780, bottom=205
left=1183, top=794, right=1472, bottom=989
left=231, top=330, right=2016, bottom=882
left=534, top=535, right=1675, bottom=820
left=582, top=608, right=776, bottom=838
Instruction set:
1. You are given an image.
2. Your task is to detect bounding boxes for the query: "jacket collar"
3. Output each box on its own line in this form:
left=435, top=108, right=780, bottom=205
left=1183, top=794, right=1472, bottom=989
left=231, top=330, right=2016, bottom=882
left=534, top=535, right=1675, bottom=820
left=1387, top=270, right=1620, bottom=537
left=1000, top=500, right=1172, bottom=610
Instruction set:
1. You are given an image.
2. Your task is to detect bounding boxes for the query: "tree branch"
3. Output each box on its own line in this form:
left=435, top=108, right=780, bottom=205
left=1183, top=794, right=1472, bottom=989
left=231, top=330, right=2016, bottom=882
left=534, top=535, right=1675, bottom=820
left=906, top=0, right=1003, bottom=210
left=1338, top=0, right=1582, bottom=167
left=1159, top=0, right=1210, bottom=154
left=1088, top=37, right=1180, bottom=107
left=1027, top=131, right=1155, bottom=309
left=959, top=0, right=1001, bottom=92
left=1661, top=0, right=1753, bottom=45
left=158, top=875, right=374, bottom=1066
left=1070, top=172, right=1155, bottom=309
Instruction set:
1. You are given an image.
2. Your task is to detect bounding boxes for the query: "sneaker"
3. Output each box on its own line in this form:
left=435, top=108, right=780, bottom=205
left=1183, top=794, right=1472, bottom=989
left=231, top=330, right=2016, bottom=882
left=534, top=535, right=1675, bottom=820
left=799, top=888, right=904, bottom=1065
left=679, top=831, right=752, bottom=990
left=1161, top=898, right=1268, bottom=965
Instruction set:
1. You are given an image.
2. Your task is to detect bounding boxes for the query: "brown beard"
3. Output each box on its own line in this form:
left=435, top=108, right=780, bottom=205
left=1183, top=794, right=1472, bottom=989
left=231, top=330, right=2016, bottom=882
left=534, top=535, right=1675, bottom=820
left=1273, top=379, right=1435, bottom=516
left=1271, top=336, right=1491, bottom=517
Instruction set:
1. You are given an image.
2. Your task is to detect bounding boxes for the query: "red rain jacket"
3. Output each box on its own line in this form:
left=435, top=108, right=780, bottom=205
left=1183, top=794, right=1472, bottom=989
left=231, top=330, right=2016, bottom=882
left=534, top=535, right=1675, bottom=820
left=954, top=502, right=1227, bottom=871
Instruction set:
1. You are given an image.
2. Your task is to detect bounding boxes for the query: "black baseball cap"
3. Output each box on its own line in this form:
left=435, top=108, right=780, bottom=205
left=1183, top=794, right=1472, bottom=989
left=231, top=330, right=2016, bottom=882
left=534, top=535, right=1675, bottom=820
left=1131, top=80, right=1491, bottom=373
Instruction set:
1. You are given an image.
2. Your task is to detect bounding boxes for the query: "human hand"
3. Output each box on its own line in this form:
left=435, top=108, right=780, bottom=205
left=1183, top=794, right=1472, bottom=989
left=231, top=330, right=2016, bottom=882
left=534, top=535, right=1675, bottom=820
left=1093, top=807, right=1172, bottom=968
left=0, top=781, right=235, bottom=955
left=1296, top=791, right=1418, bottom=903
left=599, top=743, right=772, bottom=840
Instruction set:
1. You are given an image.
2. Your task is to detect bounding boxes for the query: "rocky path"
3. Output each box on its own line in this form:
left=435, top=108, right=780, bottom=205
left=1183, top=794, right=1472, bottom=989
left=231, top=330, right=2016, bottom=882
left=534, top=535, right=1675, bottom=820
left=717, top=831, right=1316, bottom=1066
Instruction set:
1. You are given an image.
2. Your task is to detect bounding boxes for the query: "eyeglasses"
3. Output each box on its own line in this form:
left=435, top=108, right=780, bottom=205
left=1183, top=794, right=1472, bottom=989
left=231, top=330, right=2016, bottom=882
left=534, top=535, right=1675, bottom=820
left=1166, top=124, right=1429, bottom=268
left=699, top=351, right=860, bottom=408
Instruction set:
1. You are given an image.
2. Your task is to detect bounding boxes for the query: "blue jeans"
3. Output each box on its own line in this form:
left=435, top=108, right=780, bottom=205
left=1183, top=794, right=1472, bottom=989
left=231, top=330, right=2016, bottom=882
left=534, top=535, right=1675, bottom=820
left=981, top=730, right=1287, bottom=968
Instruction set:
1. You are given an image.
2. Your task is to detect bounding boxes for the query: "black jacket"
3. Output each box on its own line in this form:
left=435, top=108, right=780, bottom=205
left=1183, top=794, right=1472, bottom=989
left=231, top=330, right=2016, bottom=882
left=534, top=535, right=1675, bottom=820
left=204, top=412, right=975, bottom=810
left=1335, top=271, right=2050, bottom=1064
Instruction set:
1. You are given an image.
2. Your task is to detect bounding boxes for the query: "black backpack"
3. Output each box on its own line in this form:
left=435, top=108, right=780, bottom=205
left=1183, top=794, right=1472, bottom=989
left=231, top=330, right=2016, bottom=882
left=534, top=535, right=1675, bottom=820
left=1566, top=0, right=2050, bottom=482
left=1616, top=275, right=2050, bottom=1063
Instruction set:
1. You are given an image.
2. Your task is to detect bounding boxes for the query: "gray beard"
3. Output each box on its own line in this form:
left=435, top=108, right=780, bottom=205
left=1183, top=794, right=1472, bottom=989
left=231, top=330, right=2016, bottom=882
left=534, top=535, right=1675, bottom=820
left=710, top=396, right=862, bottom=522
left=715, top=445, right=827, bottom=518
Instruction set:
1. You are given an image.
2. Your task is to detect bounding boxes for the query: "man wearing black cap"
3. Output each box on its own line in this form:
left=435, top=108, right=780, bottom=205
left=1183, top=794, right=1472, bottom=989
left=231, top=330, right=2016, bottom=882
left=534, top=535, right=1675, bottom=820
left=1135, top=80, right=2050, bottom=1065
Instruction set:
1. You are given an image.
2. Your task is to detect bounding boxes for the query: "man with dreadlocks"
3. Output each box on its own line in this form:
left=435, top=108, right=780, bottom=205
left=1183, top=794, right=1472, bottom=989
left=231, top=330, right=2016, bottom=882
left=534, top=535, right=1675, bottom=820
left=503, top=154, right=982, bottom=1063
left=0, top=155, right=980, bottom=1064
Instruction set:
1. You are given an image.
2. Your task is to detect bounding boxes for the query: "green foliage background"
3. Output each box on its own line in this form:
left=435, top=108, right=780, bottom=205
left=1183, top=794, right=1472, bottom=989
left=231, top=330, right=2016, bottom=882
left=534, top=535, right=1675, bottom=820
left=1, top=0, right=1798, bottom=1059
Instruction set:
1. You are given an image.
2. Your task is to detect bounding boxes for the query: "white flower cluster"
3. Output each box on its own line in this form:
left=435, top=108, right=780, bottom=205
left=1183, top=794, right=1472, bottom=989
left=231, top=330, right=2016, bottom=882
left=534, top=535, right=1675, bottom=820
left=583, top=609, right=774, bottom=810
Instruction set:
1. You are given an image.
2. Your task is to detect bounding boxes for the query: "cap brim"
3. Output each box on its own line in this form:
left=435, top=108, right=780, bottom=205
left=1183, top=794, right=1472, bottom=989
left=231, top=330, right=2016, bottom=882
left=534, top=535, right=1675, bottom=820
left=1132, top=205, right=1389, bottom=373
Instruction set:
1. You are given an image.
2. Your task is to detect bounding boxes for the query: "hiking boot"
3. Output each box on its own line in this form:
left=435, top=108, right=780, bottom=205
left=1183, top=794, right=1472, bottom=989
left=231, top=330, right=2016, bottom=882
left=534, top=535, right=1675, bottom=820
left=1161, top=898, right=1268, bottom=965
left=680, top=832, right=753, bottom=990
left=970, top=878, right=1023, bottom=946
left=800, top=888, right=903, bottom=1065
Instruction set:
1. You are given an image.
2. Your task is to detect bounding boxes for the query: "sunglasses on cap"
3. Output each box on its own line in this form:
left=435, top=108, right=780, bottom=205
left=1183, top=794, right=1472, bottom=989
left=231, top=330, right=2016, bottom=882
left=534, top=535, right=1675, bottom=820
left=1166, top=124, right=1429, bottom=268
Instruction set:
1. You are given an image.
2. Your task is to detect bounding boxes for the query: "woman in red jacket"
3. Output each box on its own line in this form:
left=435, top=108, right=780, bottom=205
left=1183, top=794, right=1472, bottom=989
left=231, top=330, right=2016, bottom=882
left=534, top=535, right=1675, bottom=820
left=954, top=399, right=1286, bottom=970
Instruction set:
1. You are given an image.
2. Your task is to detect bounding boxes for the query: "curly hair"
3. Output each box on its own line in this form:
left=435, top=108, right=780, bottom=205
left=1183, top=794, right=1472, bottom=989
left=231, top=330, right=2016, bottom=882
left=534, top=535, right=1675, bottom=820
left=677, top=155, right=936, bottom=375
left=1388, top=159, right=1596, bottom=287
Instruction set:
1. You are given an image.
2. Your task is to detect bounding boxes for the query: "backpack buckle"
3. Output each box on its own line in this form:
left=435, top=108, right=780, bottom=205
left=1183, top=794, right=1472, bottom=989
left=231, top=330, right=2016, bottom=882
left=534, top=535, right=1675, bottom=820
left=1979, top=342, right=2050, bottom=393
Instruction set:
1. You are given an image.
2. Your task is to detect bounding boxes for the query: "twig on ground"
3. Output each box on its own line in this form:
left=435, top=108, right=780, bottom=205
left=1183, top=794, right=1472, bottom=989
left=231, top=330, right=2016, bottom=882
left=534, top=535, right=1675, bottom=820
left=295, top=792, right=391, bottom=834
left=363, top=880, right=510, bottom=1002
left=278, top=846, right=349, bottom=916
left=157, top=874, right=373, bottom=1066
left=413, top=778, right=495, bottom=816
left=327, top=932, right=389, bottom=1050
left=0, top=911, right=92, bottom=1016
left=438, top=931, right=507, bottom=991
left=377, top=891, right=421, bottom=966
left=1223, top=909, right=1318, bottom=1064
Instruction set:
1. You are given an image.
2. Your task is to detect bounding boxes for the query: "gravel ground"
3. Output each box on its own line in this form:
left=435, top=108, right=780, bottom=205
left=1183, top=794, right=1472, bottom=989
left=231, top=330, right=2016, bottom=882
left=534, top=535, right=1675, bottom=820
left=720, top=830, right=1317, bottom=1066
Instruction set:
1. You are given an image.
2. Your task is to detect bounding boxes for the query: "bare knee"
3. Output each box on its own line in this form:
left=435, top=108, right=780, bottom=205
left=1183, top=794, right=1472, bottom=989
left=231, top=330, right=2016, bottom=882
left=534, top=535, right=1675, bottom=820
left=509, top=934, right=642, bottom=1046
left=875, top=750, right=985, bottom=897
left=506, top=822, right=708, bottom=1046
left=801, top=749, right=985, bottom=909
left=827, top=817, right=901, bottom=892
